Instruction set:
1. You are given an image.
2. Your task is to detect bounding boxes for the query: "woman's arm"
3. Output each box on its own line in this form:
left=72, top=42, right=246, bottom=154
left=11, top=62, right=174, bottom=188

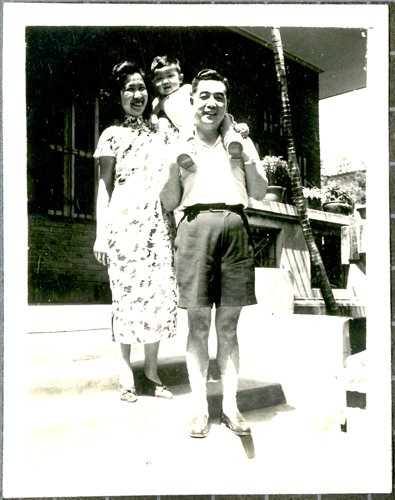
left=160, top=160, right=183, bottom=212
left=94, top=156, right=115, bottom=265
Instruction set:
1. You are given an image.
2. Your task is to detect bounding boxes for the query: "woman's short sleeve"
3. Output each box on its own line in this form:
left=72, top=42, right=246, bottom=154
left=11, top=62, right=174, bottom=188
left=94, top=127, right=116, bottom=159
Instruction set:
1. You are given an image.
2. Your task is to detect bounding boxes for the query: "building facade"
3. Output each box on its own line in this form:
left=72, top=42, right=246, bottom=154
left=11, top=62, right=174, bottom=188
left=27, top=26, right=321, bottom=304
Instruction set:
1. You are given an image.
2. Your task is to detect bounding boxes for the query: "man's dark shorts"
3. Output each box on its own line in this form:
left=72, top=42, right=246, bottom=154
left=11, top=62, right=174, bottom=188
left=174, top=207, right=257, bottom=308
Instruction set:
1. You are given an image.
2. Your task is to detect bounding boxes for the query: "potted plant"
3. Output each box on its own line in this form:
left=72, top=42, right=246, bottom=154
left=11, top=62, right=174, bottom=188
left=322, top=182, right=355, bottom=215
left=302, top=186, right=323, bottom=210
left=262, top=156, right=290, bottom=203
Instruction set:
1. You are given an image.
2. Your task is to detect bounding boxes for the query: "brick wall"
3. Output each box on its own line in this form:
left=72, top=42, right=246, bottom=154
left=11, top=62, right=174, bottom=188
left=28, top=217, right=111, bottom=304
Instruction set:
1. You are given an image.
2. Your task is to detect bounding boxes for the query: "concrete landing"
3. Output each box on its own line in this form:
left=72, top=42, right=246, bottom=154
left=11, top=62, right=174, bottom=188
left=18, top=309, right=375, bottom=497
left=30, top=352, right=287, bottom=419
left=28, top=308, right=353, bottom=421
left=25, top=381, right=370, bottom=497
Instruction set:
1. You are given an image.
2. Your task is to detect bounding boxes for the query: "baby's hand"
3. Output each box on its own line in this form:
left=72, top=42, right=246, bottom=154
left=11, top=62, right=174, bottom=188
left=234, top=122, right=249, bottom=138
left=148, top=114, right=159, bottom=132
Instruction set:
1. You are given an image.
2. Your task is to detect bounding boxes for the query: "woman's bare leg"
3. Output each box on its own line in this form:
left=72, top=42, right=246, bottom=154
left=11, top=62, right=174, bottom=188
left=144, top=341, right=162, bottom=384
left=117, top=342, right=135, bottom=389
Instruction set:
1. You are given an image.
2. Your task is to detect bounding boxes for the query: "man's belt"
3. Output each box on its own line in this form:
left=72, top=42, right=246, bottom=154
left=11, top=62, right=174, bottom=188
left=181, top=204, right=254, bottom=247
left=183, top=203, right=243, bottom=217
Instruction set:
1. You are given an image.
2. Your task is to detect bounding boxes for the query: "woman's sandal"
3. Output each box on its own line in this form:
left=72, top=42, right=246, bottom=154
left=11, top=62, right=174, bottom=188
left=141, top=373, right=173, bottom=400
left=120, top=387, right=138, bottom=403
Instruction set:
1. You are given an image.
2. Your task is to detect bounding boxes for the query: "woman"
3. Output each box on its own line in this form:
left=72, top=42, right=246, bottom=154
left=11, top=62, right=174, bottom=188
left=93, top=61, right=178, bottom=403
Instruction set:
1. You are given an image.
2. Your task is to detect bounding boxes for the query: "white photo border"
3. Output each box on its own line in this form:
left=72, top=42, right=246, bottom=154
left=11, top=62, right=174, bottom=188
left=2, top=2, right=391, bottom=497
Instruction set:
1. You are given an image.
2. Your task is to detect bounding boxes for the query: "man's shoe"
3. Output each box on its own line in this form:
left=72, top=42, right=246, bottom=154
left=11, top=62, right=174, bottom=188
left=188, top=413, right=210, bottom=438
left=221, top=411, right=251, bottom=436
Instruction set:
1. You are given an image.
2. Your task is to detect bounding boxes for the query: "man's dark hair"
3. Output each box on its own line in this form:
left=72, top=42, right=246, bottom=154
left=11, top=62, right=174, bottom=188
left=111, top=60, right=152, bottom=119
left=150, top=55, right=182, bottom=74
left=191, top=69, right=230, bottom=98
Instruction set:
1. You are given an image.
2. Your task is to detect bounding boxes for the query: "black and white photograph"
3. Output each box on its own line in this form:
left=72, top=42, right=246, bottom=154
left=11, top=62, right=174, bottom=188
left=2, top=3, right=391, bottom=497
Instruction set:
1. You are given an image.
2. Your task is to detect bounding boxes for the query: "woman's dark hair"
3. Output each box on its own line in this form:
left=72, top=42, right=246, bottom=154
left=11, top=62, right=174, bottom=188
left=191, top=69, right=230, bottom=100
left=112, top=61, right=152, bottom=119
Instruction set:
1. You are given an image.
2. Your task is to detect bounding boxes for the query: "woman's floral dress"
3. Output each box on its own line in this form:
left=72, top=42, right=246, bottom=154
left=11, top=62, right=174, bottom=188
left=94, top=116, right=178, bottom=344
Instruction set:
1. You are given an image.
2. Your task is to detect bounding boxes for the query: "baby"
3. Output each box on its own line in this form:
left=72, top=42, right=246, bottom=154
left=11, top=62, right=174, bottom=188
left=150, top=55, right=249, bottom=171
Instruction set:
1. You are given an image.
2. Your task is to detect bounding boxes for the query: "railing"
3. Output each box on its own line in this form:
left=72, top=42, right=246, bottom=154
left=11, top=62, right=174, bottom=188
left=246, top=199, right=365, bottom=316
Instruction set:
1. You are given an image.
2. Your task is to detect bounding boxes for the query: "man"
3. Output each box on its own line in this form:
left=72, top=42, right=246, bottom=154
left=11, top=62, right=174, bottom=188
left=160, top=69, right=268, bottom=438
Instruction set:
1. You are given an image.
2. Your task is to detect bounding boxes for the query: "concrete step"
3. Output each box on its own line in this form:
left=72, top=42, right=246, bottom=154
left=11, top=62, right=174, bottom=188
left=24, top=313, right=373, bottom=498
left=174, top=379, right=286, bottom=420
left=29, top=354, right=287, bottom=418
left=28, top=311, right=358, bottom=438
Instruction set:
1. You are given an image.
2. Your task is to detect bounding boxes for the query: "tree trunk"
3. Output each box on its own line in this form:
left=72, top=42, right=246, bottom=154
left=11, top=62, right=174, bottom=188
left=271, top=27, right=340, bottom=316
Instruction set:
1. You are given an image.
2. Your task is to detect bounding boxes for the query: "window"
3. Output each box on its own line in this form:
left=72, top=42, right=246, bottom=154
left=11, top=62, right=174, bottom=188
left=28, top=93, right=99, bottom=220
left=250, top=226, right=278, bottom=268
left=46, top=97, right=99, bottom=219
left=311, top=227, right=348, bottom=289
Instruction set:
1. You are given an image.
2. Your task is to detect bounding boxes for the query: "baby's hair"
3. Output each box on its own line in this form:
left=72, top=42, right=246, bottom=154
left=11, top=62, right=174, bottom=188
left=150, top=55, right=182, bottom=74
left=111, top=61, right=152, bottom=119
left=191, top=69, right=230, bottom=99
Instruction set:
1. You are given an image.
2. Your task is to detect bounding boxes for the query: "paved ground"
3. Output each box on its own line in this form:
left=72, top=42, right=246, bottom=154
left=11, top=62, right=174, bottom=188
left=16, top=323, right=373, bottom=498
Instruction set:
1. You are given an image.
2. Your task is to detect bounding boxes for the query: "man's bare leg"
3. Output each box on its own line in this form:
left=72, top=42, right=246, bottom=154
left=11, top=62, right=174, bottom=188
left=186, top=307, right=212, bottom=412
left=216, top=305, right=251, bottom=435
left=186, top=307, right=212, bottom=437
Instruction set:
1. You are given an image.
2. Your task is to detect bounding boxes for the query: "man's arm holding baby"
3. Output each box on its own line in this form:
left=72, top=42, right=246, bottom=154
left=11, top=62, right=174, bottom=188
left=160, top=159, right=183, bottom=212
left=240, top=138, right=268, bottom=201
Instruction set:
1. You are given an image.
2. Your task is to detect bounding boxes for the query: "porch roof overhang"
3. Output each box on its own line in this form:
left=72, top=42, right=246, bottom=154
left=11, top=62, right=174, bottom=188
left=232, top=27, right=367, bottom=100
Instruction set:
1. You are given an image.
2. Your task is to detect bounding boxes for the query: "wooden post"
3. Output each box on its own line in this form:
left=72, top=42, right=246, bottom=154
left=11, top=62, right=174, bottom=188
left=271, top=27, right=340, bottom=316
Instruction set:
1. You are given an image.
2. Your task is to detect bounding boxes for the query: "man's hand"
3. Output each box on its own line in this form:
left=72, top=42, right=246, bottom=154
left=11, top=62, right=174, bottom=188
left=239, top=137, right=259, bottom=165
